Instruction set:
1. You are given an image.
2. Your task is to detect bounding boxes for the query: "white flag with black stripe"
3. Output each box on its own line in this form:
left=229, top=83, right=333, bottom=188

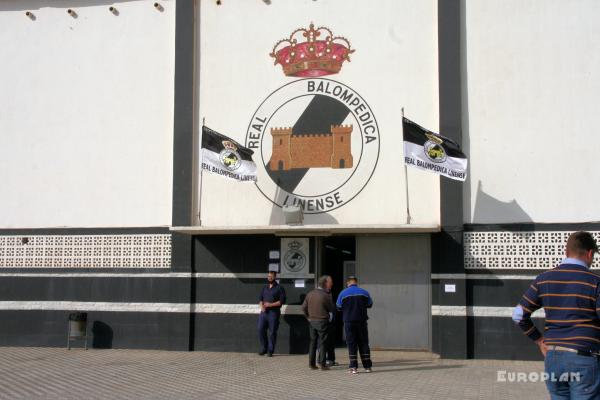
left=402, top=117, right=468, bottom=181
left=201, top=126, right=257, bottom=182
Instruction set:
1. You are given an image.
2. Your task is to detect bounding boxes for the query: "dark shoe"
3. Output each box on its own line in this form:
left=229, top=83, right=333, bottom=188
left=267, top=352, right=273, bottom=357
left=319, top=365, right=330, bottom=371
left=258, top=351, right=267, bottom=356
left=309, top=365, right=318, bottom=370
left=327, top=361, right=339, bottom=367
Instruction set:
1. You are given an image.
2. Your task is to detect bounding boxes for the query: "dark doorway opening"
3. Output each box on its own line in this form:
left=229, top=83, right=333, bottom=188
left=321, top=235, right=355, bottom=348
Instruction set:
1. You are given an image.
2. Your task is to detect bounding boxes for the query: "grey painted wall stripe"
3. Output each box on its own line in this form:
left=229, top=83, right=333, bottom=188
left=431, top=273, right=536, bottom=280
left=0, top=272, right=534, bottom=280
left=172, top=0, right=195, bottom=226
left=0, top=272, right=538, bottom=281
left=0, top=272, right=183, bottom=278
left=0, top=301, right=304, bottom=315
left=0, top=272, right=533, bottom=280
left=0, top=272, right=315, bottom=279
left=0, top=301, right=540, bottom=318
left=432, top=305, right=544, bottom=318
left=433, top=0, right=467, bottom=358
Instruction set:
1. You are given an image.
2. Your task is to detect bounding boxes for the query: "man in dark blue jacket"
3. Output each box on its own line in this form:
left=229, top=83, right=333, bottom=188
left=336, top=276, right=373, bottom=374
left=258, top=271, right=286, bottom=357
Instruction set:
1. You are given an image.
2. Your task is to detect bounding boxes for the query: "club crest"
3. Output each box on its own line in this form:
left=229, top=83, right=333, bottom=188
left=219, top=140, right=242, bottom=171
left=245, top=24, right=380, bottom=214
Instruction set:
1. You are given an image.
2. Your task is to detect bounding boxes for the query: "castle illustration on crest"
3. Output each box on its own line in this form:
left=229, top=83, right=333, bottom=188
left=268, top=125, right=353, bottom=171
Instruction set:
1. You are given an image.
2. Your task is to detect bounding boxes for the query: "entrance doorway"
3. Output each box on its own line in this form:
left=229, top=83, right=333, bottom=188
left=321, top=236, right=355, bottom=348
left=356, top=235, right=431, bottom=350
left=318, top=234, right=431, bottom=351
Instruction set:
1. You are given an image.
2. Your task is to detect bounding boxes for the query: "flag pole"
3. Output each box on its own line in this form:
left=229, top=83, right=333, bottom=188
left=402, top=108, right=412, bottom=224
left=198, top=118, right=206, bottom=226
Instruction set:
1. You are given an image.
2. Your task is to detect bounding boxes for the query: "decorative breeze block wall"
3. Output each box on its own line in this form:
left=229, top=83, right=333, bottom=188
left=464, top=231, right=600, bottom=270
left=0, top=234, right=171, bottom=268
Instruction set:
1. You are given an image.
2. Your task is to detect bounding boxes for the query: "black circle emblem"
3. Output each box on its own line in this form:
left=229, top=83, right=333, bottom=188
left=246, top=78, right=380, bottom=214
left=284, top=250, right=306, bottom=272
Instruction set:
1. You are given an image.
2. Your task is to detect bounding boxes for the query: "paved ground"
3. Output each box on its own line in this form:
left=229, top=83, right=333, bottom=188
left=0, top=347, right=548, bottom=399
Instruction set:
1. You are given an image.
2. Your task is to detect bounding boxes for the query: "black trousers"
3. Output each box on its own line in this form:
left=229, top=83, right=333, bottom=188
left=344, top=321, right=372, bottom=369
left=325, top=322, right=336, bottom=362
left=309, top=319, right=330, bottom=367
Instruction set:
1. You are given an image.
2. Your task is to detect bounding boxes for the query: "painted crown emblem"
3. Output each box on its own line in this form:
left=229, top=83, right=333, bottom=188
left=270, top=23, right=355, bottom=77
left=288, top=240, right=302, bottom=250
left=222, top=140, right=238, bottom=151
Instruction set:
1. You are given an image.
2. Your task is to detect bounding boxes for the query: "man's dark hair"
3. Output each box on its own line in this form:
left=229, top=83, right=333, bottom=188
left=268, top=270, right=277, bottom=276
left=567, top=231, right=599, bottom=256
left=318, top=275, right=331, bottom=288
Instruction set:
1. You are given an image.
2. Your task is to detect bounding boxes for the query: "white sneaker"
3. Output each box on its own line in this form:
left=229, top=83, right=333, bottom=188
left=364, top=368, right=372, bottom=373
left=349, top=368, right=358, bottom=374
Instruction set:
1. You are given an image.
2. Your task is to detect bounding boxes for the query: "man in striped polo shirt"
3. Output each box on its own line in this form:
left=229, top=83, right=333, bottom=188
left=513, top=231, right=599, bottom=399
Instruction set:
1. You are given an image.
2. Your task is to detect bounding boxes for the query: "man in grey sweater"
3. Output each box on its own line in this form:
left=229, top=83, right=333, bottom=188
left=302, top=275, right=335, bottom=370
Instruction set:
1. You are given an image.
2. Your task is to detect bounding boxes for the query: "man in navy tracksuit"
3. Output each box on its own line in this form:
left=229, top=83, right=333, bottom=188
left=336, top=276, right=373, bottom=374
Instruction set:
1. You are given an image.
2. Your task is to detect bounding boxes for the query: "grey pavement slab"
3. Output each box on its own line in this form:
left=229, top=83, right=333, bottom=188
left=0, top=347, right=547, bottom=399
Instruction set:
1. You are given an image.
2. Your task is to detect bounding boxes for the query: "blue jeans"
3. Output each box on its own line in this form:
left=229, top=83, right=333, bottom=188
left=257, top=311, right=280, bottom=353
left=545, top=350, right=600, bottom=399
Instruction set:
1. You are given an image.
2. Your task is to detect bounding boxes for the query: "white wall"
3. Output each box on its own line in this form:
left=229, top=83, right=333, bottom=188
left=197, top=0, right=440, bottom=227
left=0, top=0, right=175, bottom=228
left=463, top=0, right=600, bottom=224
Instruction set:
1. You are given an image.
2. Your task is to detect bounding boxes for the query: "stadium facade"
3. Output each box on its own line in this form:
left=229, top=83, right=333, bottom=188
left=1, top=0, right=599, bottom=360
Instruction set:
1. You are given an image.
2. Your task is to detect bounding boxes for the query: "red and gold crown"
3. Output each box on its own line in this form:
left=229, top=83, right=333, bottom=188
left=270, top=23, right=355, bottom=77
